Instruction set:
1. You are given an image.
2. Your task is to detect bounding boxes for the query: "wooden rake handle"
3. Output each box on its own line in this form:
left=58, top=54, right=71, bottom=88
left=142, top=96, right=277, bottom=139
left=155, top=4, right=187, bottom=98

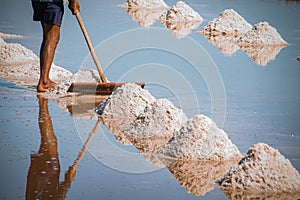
left=75, top=12, right=107, bottom=83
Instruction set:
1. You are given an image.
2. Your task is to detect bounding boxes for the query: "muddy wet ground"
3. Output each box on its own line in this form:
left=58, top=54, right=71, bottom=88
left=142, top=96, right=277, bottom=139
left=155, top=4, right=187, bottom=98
left=1, top=0, right=300, bottom=199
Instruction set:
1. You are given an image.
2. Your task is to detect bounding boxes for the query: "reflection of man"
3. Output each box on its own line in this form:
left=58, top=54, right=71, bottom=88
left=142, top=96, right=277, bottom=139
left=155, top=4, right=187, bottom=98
left=26, top=95, right=76, bottom=199
left=31, top=0, right=80, bottom=92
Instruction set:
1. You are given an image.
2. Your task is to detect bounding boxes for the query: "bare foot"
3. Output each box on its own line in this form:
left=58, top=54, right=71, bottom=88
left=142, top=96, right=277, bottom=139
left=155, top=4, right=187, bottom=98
left=37, top=80, right=57, bottom=92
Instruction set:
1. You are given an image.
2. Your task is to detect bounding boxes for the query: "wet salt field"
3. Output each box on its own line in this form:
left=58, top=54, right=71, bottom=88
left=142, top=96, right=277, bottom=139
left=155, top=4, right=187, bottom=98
left=1, top=0, right=300, bottom=199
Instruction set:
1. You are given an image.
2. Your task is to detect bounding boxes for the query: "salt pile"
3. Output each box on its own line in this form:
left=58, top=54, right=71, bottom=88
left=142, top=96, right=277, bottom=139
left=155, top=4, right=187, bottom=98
left=158, top=114, right=242, bottom=160
left=123, top=98, right=187, bottom=152
left=0, top=34, right=72, bottom=86
left=125, top=98, right=187, bottom=138
left=238, top=22, right=288, bottom=46
left=160, top=159, right=239, bottom=196
left=200, top=9, right=252, bottom=36
left=159, top=1, right=204, bottom=38
left=95, top=83, right=156, bottom=145
left=218, top=143, right=300, bottom=194
left=48, top=69, right=100, bottom=96
left=124, top=0, right=168, bottom=9
left=160, top=1, right=203, bottom=23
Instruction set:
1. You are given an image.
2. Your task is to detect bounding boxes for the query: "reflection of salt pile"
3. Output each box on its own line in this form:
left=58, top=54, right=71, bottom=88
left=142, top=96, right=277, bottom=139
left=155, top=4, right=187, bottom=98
left=237, top=22, right=288, bottom=66
left=200, top=9, right=252, bottom=36
left=223, top=190, right=300, bottom=200
left=95, top=83, right=156, bottom=145
left=238, top=22, right=288, bottom=46
left=124, top=98, right=187, bottom=152
left=203, top=34, right=240, bottom=55
left=0, top=33, right=72, bottom=85
left=160, top=158, right=239, bottom=196
left=122, top=7, right=167, bottom=27
left=159, top=114, right=242, bottom=160
left=48, top=69, right=100, bottom=96
left=124, top=0, right=168, bottom=9
left=160, top=1, right=203, bottom=38
left=218, top=143, right=300, bottom=194
left=240, top=45, right=286, bottom=66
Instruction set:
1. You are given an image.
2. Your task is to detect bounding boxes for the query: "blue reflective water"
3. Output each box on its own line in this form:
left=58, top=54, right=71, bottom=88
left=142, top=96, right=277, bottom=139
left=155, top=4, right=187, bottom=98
left=1, top=0, right=300, bottom=199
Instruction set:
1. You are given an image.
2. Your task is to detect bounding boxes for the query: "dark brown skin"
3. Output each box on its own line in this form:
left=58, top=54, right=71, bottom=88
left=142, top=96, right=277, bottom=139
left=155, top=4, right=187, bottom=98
left=37, top=0, right=80, bottom=92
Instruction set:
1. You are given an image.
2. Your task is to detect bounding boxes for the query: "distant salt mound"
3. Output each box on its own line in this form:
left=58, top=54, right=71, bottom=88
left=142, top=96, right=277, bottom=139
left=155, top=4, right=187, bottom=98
left=124, top=98, right=187, bottom=152
left=124, top=0, right=168, bottom=9
left=159, top=1, right=203, bottom=38
left=158, top=114, right=242, bottom=160
left=0, top=32, right=23, bottom=39
left=218, top=143, right=300, bottom=194
left=200, top=9, right=252, bottom=36
left=160, top=1, right=203, bottom=23
left=238, top=22, right=288, bottom=46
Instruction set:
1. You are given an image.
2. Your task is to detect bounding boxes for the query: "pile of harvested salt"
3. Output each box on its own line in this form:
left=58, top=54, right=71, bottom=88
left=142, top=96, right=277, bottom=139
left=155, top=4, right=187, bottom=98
left=96, top=83, right=155, bottom=117
left=48, top=69, right=100, bottom=96
left=159, top=1, right=203, bottom=38
left=125, top=98, right=187, bottom=138
left=200, top=9, right=252, bottom=36
left=160, top=1, right=203, bottom=23
left=124, top=0, right=168, bottom=9
left=218, top=143, right=300, bottom=193
left=0, top=35, right=72, bottom=85
left=123, top=98, right=187, bottom=152
left=158, top=114, right=242, bottom=160
left=238, top=22, right=288, bottom=46
left=95, top=83, right=156, bottom=145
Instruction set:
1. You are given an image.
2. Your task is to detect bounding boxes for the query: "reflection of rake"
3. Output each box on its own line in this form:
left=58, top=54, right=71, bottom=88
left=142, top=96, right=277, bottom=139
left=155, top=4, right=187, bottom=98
left=64, top=118, right=102, bottom=184
left=72, top=118, right=102, bottom=169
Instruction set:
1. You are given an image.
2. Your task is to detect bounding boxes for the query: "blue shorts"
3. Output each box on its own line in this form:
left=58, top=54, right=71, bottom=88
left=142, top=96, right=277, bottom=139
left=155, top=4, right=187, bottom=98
left=32, top=2, right=64, bottom=26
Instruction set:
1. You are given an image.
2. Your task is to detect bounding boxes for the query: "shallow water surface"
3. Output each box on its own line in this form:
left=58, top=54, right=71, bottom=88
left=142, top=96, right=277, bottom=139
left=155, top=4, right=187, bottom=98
left=1, top=0, right=300, bottom=199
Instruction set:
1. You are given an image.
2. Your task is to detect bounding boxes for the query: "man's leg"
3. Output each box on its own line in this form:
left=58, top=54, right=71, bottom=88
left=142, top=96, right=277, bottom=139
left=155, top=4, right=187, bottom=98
left=37, top=22, right=60, bottom=92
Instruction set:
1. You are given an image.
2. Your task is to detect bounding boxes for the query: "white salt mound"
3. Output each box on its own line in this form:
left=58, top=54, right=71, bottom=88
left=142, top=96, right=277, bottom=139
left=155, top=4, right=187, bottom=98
left=158, top=114, right=242, bottom=160
left=0, top=37, right=72, bottom=85
left=48, top=69, right=100, bottom=96
left=218, top=143, right=300, bottom=193
left=96, top=83, right=155, bottom=117
left=160, top=1, right=203, bottom=23
left=95, top=83, right=156, bottom=146
left=125, top=0, right=168, bottom=9
left=238, top=22, right=288, bottom=46
left=201, top=9, right=252, bottom=36
left=125, top=98, right=187, bottom=139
